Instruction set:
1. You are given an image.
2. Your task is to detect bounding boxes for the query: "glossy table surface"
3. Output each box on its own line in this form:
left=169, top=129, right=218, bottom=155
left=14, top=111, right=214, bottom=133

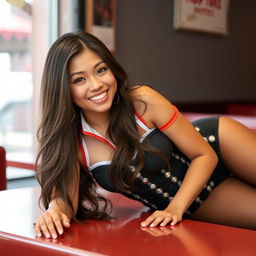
left=0, top=187, right=256, bottom=256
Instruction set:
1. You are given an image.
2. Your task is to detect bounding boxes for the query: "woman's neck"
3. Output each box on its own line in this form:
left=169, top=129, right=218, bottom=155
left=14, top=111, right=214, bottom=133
left=82, top=111, right=110, bottom=136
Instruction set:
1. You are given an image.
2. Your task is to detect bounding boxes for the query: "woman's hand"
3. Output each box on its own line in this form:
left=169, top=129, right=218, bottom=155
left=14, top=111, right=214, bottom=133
left=35, top=208, right=70, bottom=239
left=140, top=207, right=183, bottom=227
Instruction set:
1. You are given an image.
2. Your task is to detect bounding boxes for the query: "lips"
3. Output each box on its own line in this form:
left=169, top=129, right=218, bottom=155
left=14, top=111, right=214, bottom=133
left=88, top=90, right=107, bottom=102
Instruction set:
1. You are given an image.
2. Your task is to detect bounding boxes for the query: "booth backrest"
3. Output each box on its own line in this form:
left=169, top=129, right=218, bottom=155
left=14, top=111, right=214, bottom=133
left=0, top=147, right=7, bottom=190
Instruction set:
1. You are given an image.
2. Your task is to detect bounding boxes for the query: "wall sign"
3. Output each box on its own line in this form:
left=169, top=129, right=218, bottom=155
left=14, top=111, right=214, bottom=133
left=173, top=0, right=230, bottom=35
left=86, top=0, right=115, bottom=52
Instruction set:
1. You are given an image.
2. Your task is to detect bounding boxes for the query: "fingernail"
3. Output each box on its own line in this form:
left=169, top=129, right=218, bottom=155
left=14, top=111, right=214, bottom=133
left=58, top=229, right=63, bottom=235
left=52, top=234, right=57, bottom=239
left=37, top=233, right=42, bottom=237
left=150, top=224, right=155, bottom=227
left=45, top=234, right=50, bottom=238
left=141, top=222, right=145, bottom=227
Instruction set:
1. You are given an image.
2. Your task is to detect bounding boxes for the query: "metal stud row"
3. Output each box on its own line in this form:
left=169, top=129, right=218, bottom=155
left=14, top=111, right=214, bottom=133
left=171, top=153, right=190, bottom=166
left=160, top=169, right=182, bottom=186
left=124, top=190, right=158, bottom=209
left=194, top=127, right=216, bottom=143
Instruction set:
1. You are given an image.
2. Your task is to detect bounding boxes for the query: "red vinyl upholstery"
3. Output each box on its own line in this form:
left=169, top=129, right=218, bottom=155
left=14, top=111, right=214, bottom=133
left=0, top=147, right=7, bottom=190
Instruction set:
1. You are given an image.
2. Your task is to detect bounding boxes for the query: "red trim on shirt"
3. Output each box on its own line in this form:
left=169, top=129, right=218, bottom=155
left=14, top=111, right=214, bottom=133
left=134, top=111, right=148, bottom=127
left=82, top=131, right=116, bottom=150
left=158, top=106, right=179, bottom=131
left=79, top=138, right=87, bottom=168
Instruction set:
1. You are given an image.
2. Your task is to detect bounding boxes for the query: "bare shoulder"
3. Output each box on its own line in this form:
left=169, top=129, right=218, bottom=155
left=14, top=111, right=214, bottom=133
left=129, top=85, right=172, bottom=105
left=129, top=85, right=176, bottom=127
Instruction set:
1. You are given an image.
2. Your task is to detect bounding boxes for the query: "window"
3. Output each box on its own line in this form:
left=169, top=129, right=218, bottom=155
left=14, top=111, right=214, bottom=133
left=0, top=0, right=79, bottom=174
left=0, top=1, right=33, bottom=163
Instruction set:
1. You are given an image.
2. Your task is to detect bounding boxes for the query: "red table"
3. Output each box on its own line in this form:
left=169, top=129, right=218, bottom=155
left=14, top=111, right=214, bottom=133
left=0, top=186, right=255, bottom=256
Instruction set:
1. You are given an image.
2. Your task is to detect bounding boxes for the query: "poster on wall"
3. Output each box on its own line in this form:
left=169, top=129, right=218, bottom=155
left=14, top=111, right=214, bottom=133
left=86, top=0, right=115, bottom=52
left=173, top=0, right=230, bottom=35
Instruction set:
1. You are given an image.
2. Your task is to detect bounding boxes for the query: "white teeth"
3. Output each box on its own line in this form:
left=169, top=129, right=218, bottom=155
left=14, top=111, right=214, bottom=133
left=89, top=91, right=107, bottom=101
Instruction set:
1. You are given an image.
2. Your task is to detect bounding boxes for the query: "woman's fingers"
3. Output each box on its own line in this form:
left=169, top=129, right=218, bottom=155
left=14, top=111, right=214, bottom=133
left=149, top=216, right=166, bottom=227
left=160, top=216, right=173, bottom=226
left=141, top=214, right=157, bottom=227
left=61, top=213, right=70, bottom=228
left=34, top=222, right=42, bottom=238
left=38, top=216, right=53, bottom=239
left=141, top=210, right=181, bottom=227
left=170, top=215, right=179, bottom=226
left=35, top=209, right=70, bottom=239
left=52, top=214, right=64, bottom=236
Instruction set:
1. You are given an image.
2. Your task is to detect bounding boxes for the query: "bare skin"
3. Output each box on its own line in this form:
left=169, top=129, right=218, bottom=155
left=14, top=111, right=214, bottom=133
left=190, top=117, right=256, bottom=229
left=35, top=50, right=256, bottom=238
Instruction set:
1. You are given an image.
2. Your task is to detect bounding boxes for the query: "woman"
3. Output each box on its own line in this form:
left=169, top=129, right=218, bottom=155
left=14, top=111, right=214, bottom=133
left=35, top=32, right=256, bottom=239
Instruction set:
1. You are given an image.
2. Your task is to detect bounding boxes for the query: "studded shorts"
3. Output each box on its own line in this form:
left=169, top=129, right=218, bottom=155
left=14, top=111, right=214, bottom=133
left=183, top=116, right=230, bottom=217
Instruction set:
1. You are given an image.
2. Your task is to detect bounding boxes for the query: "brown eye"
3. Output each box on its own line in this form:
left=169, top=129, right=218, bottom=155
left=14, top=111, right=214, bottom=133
left=97, top=67, right=108, bottom=74
left=73, top=77, right=85, bottom=84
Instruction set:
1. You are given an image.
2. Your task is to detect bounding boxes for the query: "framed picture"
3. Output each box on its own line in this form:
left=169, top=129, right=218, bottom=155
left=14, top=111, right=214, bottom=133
left=86, top=0, right=115, bottom=52
left=173, top=0, right=230, bottom=35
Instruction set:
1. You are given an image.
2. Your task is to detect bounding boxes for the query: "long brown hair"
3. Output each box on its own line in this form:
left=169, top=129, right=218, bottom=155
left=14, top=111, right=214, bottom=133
left=36, top=32, right=163, bottom=220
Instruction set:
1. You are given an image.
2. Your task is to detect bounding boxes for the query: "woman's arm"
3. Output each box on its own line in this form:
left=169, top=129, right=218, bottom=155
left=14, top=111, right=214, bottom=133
left=133, top=86, right=218, bottom=227
left=35, top=159, right=81, bottom=239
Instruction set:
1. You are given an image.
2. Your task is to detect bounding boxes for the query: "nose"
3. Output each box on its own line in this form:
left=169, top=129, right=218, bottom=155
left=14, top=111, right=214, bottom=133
left=89, top=76, right=103, bottom=91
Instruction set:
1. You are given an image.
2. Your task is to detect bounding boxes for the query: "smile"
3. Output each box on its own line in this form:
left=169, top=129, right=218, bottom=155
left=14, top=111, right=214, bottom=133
left=88, top=90, right=107, bottom=102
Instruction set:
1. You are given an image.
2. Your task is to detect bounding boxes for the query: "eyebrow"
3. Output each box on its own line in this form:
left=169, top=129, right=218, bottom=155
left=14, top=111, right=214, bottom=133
left=69, top=60, right=105, bottom=79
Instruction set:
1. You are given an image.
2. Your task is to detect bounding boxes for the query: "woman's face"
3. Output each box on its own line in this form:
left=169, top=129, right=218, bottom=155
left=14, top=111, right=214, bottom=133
left=69, top=48, right=117, bottom=117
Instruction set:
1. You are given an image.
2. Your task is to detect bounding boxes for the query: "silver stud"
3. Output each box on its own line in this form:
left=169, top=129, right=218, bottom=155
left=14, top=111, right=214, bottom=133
left=156, top=188, right=163, bottom=194
left=175, top=154, right=180, bottom=159
left=165, top=171, right=171, bottom=178
left=181, top=158, right=186, bottom=163
left=142, top=177, right=149, bottom=184
left=208, top=135, right=216, bottom=142
left=168, top=196, right=173, bottom=201
left=178, top=181, right=182, bottom=186
left=172, top=176, right=178, bottom=183
left=186, top=210, right=191, bottom=215
left=163, top=192, right=169, bottom=198
left=195, top=127, right=200, bottom=132
left=150, top=184, right=156, bottom=190
left=209, top=181, right=215, bottom=187
left=206, top=185, right=212, bottom=191
left=195, top=197, right=201, bottom=203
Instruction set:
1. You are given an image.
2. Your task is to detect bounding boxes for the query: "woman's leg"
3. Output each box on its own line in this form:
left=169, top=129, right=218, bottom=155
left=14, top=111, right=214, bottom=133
left=190, top=177, right=256, bottom=229
left=191, top=117, right=256, bottom=229
left=218, top=117, right=256, bottom=185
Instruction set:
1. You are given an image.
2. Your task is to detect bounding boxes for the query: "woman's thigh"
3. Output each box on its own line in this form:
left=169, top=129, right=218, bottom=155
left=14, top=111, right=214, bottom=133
left=218, top=117, right=256, bottom=185
left=190, top=177, right=256, bottom=230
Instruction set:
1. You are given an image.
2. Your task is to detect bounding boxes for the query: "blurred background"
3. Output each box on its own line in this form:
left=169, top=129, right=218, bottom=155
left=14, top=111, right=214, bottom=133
left=0, top=0, right=255, bottom=187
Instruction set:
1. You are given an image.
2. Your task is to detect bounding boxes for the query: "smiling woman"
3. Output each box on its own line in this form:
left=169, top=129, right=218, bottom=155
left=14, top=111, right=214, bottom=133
left=35, top=31, right=256, bottom=239
left=69, top=49, right=117, bottom=118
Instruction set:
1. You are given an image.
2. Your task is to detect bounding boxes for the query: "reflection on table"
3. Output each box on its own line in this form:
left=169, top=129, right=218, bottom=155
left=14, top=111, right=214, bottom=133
left=0, top=186, right=256, bottom=256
